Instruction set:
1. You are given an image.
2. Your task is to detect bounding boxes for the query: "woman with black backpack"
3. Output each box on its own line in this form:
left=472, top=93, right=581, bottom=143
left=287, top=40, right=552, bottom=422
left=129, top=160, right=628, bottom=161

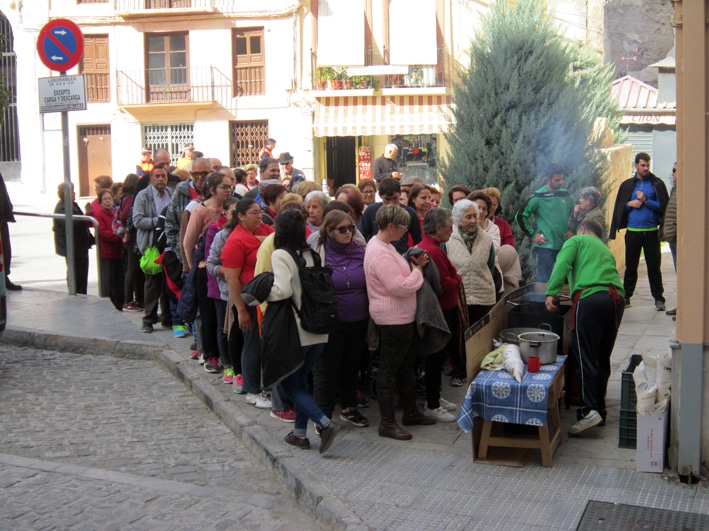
left=265, top=209, right=340, bottom=455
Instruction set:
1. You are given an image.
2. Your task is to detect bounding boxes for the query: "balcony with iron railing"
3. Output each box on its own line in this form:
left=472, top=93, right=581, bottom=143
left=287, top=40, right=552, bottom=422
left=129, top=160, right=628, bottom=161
left=311, top=46, right=446, bottom=93
left=113, top=0, right=238, bottom=17
left=116, top=66, right=232, bottom=107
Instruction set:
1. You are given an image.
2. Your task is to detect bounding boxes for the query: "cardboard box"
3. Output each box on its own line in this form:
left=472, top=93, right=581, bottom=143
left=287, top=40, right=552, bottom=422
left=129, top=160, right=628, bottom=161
left=636, top=410, right=669, bottom=473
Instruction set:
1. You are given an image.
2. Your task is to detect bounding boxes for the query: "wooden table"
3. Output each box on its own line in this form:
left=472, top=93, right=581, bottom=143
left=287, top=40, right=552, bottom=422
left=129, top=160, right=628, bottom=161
left=475, top=359, right=566, bottom=467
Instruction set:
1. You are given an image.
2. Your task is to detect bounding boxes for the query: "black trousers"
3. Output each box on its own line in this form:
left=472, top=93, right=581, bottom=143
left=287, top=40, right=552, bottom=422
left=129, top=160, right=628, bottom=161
left=143, top=271, right=169, bottom=324
left=194, top=267, right=219, bottom=359
left=571, top=290, right=625, bottom=421
left=623, top=229, right=664, bottom=301
left=314, top=318, right=368, bottom=417
left=425, top=307, right=460, bottom=407
left=377, top=322, right=418, bottom=392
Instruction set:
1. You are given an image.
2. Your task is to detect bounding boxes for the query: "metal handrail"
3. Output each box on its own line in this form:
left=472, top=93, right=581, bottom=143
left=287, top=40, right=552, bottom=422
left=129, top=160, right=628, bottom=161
left=14, top=211, right=102, bottom=297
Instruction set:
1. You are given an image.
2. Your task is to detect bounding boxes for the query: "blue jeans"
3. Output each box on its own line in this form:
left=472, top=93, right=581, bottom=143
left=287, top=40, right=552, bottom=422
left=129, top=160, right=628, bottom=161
left=280, top=343, right=329, bottom=437
left=535, top=247, right=559, bottom=283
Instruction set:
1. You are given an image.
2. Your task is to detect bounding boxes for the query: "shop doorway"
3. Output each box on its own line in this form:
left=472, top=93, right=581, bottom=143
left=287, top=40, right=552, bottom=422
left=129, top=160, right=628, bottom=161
left=78, top=125, right=112, bottom=197
left=325, top=136, right=356, bottom=191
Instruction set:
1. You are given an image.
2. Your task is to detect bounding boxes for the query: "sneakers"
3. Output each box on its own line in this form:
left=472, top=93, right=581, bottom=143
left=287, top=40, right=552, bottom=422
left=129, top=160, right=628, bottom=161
left=198, top=354, right=205, bottom=365
left=569, top=410, right=603, bottom=435
left=223, top=367, right=235, bottom=384
left=356, top=390, right=369, bottom=408
left=655, top=299, right=666, bottom=311
left=246, top=392, right=272, bottom=409
left=233, top=374, right=244, bottom=394
left=204, top=357, right=221, bottom=374
left=173, top=325, right=187, bottom=338
left=270, top=409, right=296, bottom=423
left=141, top=321, right=153, bottom=333
left=319, top=422, right=340, bottom=454
left=285, top=431, right=310, bottom=450
left=424, top=405, right=456, bottom=422
left=439, top=397, right=458, bottom=412
left=190, top=350, right=200, bottom=361
left=340, top=407, right=369, bottom=427
left=449, top=377, right=465, bottom=388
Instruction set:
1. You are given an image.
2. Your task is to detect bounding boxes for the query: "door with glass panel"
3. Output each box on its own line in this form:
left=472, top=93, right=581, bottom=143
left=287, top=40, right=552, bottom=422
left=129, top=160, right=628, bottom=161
left=146, top=33, right=189, bottom=103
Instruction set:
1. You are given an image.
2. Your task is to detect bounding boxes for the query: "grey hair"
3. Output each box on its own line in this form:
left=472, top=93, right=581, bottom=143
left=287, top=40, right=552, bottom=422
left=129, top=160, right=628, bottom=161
left=304, top=191, right=329, bottom=208
left=452, top=199, right=479, bottom=226
left=423, top=207, right=452, bottom=235
left=578, top=186, right=600, bottom=206
left=385, top=143, right=398, bottom=153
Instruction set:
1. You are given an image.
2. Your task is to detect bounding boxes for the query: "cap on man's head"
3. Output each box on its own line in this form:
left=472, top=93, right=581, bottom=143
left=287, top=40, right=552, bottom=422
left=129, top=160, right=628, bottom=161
left=278, top=152, right=294, bottom=164
left=141, top=147, right=152, bottom=155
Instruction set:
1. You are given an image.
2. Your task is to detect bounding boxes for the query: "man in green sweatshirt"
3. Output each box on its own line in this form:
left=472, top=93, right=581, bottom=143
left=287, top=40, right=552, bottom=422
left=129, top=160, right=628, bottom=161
left=545, top=219, right=625, bottom=435
left=516, top=164, right=573, bottom=282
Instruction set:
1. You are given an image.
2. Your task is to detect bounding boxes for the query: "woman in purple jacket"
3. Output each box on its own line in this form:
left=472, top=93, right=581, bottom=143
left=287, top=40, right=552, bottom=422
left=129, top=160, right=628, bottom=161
left=311, top=210, right=370, bottom=428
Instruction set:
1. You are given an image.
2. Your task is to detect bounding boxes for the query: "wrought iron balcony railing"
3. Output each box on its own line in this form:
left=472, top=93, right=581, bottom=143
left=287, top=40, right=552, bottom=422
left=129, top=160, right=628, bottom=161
left=116, top=66, right=232, bottom=106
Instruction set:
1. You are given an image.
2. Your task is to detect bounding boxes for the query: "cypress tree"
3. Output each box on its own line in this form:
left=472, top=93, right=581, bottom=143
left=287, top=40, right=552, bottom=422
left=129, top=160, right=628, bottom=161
left=442, top=0, right=621, bottom=280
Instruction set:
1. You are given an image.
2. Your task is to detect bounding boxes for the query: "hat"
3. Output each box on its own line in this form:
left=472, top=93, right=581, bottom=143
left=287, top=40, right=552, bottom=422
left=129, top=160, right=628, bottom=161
left=141, top=147, right=152, bottom=155
left=401, top=174, right=424, bottom=187
left=183, top=143, right=194, bottom=151
left=278, top=152, right=294, bottom=164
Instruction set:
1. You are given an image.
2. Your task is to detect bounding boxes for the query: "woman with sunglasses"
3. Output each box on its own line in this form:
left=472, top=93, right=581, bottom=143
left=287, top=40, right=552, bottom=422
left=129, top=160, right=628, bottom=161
left=182, top=173, right=234, bottom=372
left=310, top=210, right=370, bottom=428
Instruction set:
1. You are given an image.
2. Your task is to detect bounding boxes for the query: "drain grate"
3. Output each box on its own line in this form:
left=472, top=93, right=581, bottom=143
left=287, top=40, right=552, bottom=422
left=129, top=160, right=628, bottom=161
left=577, top=500, right=709, bottom=530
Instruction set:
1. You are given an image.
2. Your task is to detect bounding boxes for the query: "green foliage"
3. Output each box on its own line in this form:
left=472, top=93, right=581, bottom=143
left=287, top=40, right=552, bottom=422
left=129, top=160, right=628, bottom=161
left=442, top=0, right=622, bottom=280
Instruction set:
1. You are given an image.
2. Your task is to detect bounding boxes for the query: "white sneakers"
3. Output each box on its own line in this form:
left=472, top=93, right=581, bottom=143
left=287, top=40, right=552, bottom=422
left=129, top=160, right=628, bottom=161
left=424, top=405, right=456, bottom=423
left=245, top=392, right=272, bottom=409
left=569, top=410, right=602, bottom=435
left=439, top=398, right=458, bottom=411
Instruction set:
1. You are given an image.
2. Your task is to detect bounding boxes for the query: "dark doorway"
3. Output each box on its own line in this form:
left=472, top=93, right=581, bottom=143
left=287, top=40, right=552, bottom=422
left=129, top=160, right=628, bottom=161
left=325, top=136, right=356, bottom=191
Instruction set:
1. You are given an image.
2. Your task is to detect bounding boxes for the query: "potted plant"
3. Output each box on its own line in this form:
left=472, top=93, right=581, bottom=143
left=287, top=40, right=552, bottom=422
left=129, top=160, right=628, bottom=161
left=316, top=67, right=339, bottom=90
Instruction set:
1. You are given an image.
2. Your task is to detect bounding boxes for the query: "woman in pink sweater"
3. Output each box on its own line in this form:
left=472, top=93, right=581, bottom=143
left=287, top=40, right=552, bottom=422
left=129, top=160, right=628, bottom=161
left=364, top=205, right=435, bottom=441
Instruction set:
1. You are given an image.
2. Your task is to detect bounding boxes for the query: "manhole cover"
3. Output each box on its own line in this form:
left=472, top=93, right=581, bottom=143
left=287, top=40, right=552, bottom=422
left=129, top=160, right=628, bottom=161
left=577, top=500, right=709, bottom=530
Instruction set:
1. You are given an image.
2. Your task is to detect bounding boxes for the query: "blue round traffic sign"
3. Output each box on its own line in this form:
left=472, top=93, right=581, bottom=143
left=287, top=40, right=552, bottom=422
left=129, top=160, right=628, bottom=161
left=37, top=19, right=84, bottom=72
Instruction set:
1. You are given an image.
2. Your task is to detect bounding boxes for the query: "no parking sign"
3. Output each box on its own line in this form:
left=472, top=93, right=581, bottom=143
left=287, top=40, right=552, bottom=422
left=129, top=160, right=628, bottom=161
left=36, top=19, right=84, bottom=72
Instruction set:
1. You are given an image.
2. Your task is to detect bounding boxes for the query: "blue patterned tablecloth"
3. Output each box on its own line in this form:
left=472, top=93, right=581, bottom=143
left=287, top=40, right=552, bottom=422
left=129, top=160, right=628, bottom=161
left=457, top=356, right=566, bottom=432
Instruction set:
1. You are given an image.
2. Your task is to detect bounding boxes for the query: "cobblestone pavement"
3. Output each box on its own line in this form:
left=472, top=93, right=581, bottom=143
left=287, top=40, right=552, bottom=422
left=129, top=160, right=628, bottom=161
left=0, top=345, right=321, bottom=530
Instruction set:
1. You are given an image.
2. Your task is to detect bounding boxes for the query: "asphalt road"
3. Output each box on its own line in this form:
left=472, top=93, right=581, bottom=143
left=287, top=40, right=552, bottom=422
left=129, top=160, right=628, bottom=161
left=0, top=344, right=322, bottom=530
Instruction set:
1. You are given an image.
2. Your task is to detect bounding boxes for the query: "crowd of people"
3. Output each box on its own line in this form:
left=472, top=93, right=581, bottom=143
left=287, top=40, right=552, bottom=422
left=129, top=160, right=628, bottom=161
left=51, top=142, right=675, bottom=447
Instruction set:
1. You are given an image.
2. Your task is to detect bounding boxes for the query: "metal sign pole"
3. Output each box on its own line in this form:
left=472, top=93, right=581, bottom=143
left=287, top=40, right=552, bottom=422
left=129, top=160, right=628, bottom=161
left=60, top=70, right=76, bottom=296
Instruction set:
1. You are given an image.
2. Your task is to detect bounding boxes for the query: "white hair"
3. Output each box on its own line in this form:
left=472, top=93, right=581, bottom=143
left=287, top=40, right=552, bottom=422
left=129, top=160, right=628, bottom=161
left=385, top=144, right=398, bottom=153
left=452, top=199, right=479, bottom=226
left=304, top=190, right=329, bottom=208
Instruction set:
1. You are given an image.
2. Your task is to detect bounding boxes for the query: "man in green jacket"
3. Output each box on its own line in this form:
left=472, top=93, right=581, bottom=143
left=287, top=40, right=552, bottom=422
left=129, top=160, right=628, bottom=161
left=516, top=164, right=573, bottom=282
left=545, top=219, right=625, bottom=435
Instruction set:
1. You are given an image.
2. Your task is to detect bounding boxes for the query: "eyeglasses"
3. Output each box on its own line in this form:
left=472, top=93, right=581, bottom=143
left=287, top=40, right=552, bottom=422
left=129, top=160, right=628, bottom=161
left=335, top=225, right=355, bottom=234
left=216, top=184, right=234, bottom=191
left=245, top=210, right=263, bottom=216
left=362, top=190, right=375, bottom=194
left=397, top=224, right=409, bottom=232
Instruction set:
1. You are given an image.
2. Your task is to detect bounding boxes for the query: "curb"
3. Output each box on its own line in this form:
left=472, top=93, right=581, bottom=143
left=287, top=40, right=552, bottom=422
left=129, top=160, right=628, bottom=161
left=3, top=327, right=367, bottom=531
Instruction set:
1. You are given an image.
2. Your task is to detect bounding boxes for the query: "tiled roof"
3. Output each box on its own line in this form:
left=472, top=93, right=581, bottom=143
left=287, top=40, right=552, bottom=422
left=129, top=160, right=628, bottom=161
left=610, top=75, right=675, bottom=125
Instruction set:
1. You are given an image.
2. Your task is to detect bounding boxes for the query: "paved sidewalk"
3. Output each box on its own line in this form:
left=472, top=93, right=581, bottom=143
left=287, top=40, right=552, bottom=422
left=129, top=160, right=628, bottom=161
left=5, top=249, right=707, bottom=530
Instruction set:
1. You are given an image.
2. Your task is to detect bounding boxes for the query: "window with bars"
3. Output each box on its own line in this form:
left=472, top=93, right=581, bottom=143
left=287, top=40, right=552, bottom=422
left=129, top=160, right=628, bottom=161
left=146, top=32, right=189, bottom=103
left=81, top=35, right=110, bottom=103
left=143, top=123, right=194, bottom=165
left=0, top=11, right=19, bottom=161
left=233, top=28, right=264, bottom=96
left=229, top=120, right=269, bottom=167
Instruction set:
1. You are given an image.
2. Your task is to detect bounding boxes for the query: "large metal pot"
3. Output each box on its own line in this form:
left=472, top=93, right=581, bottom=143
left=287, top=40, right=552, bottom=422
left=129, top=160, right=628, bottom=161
left=499, top=323, right=552, bottom=346
left=517, top=331, right=560, bottom=364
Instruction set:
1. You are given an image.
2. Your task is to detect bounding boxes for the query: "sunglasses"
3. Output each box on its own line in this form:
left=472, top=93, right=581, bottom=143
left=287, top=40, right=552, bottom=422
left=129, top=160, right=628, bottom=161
left=192, top=171, right=209, bottom=178
left=335, top=224, right=355, bottom=234
left=216, top=184, right=234, bottom=190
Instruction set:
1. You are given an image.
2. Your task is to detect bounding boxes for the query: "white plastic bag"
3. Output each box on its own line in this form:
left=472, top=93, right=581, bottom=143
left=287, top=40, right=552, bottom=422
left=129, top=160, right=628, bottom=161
left=502, top=344, right=524, bottom=383
left=656, top=351, right=672, bottom=385
left=642, top=353, right=657, bottom=388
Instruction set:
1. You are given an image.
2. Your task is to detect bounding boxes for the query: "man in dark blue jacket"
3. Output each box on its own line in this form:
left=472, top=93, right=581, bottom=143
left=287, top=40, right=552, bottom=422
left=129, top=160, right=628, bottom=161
left=609, top=152, right=669, bottom=310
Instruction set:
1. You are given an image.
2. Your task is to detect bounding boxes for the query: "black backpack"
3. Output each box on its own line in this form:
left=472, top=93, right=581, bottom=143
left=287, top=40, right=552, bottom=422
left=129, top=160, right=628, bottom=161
left=286, top=247, right=339, bottom=334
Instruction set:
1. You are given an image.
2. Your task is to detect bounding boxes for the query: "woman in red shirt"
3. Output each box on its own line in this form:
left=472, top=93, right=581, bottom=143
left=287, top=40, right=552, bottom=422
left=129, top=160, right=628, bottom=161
left=94, top=189, right=124, bottom=311
left=221, top=198, right=275, bottom=408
